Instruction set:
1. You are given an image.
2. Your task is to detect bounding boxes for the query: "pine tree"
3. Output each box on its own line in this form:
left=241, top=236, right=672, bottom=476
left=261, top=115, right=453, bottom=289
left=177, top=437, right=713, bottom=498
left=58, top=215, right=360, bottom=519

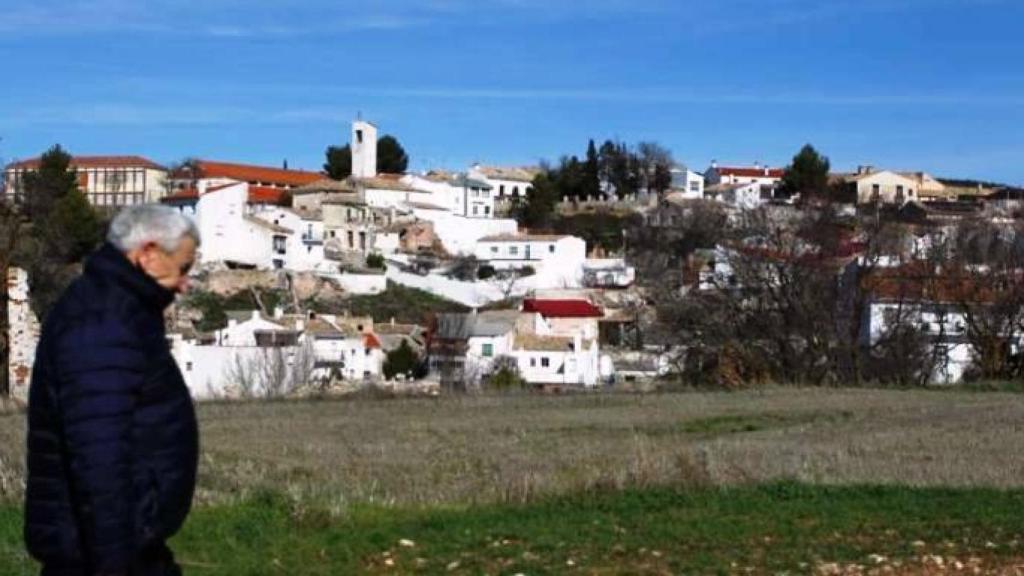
left=584, top=139, right=601, bottom=198
left=377, top=135, right=409, bottom=174
left=781, top=144, right=831, bottom=200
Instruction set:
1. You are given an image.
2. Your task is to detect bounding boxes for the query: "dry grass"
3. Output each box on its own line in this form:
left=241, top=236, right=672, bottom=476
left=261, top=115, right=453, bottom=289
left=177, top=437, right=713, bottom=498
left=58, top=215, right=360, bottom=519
left=2, top=388, right=1024, bottom=507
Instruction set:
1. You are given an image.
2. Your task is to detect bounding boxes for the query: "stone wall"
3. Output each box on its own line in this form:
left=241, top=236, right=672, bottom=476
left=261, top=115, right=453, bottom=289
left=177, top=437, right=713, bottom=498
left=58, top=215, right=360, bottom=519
left=7, top=267, right=39, bottom=403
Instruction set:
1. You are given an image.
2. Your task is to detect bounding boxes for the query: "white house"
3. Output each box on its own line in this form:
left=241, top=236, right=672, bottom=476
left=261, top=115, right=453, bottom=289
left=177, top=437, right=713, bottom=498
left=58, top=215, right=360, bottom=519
left=521, top=298, right=604, bottom=341
left=838, top=168, right=919, bottom=205
left=475, top=234, right=588, bottom=288
left=468, top=164, right=537, bottom=204
left=195, top=183, right=293, bottom=269
left=4, top=155, right=168, bottom=207
left=706, top=182, right=765, bottom=210
left=704, top=162, right=784, bottom=188
left=512, top=332, right=600, bottom=387
left=429, top=309, right=599, bottom=387
left=863, top=299, right=972, bottom=385
left=172, top=309, right=385, bottom=398
left=669, top=167, right=705, bottom=200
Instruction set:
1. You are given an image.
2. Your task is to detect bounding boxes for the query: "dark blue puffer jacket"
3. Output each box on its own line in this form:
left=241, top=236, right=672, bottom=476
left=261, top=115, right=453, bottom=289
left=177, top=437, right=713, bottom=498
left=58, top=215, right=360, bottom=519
left=24, top=243, right=199, bottom=575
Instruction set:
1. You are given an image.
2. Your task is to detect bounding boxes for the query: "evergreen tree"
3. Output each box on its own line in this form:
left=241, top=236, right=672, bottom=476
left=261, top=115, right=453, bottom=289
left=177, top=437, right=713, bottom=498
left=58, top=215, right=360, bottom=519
left=21, top=145, right=78, bottom=221
left=583, top=139, right=601, bottom=198
left=781, top=144, right=831, bottom=199
left=324, top=144, right=352, bottom=180
left=383, top=340, right=420, bottom=380
left=519, top=171, right=559, bottom=229
left=18, top=145, right=103, bottom=320
left=377, top=135, right=409, bottom=174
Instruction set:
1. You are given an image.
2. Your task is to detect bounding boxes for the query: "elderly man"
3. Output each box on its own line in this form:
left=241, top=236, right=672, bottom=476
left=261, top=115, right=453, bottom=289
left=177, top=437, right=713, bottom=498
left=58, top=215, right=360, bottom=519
left=25, top=205, right=200, bottom=576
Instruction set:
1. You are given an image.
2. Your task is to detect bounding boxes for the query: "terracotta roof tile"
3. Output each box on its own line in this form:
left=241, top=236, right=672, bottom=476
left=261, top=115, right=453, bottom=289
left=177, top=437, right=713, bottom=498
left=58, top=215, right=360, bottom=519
left=714, top=166, right=785, bottom=179
left=8, top=155, right=166, bottom=171
left=189, top=160, right=322, bottom=187
left=522, top=299, right=604, bottom=318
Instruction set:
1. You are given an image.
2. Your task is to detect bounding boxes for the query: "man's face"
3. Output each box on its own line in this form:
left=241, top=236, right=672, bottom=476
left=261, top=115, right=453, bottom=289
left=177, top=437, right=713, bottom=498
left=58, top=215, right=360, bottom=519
left=137, top=236, right=197, bottom=294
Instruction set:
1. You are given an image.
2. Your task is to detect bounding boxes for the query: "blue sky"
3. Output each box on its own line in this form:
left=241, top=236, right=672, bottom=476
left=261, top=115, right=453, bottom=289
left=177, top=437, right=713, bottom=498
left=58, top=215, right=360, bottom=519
left=1, top=0, right=1022, bottom=183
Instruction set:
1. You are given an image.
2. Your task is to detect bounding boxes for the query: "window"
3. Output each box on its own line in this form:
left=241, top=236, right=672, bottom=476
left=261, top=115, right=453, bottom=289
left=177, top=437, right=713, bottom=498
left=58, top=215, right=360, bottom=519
left=273, top=236, right=286, bottom=254
left=185, top=362, right=193, bottom=371
left=871, top=184, right=881, bottom=200
left=530, top=358, right=536, bottom=367
left=689, top=181, right=700, bottom=192
left=472, top=206, right=478, bottom=215
left=347, top=231, right=355, bottom=248
left=365, top=348, right=371, bottom=355
left=549, top=244, right=555, bottom=253
left=541, top=357, right=550, bottom=368
left=509, top=246, right=519, bottom=256
left=482, top=343, right=493, bottom=357
left=356, top=130, right=363, bottom=144
left=896, top=185, right=905, bottom=202
left=491, top=246, right=498, bottom=254
left=500, top=185, right=505, bottom=196
left=485, top=207, right=491, bottom=215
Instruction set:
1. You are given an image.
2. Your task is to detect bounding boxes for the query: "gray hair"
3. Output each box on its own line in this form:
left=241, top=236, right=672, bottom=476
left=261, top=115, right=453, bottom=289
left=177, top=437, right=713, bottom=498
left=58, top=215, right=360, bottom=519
left=107, top=204, right=201, bottom=253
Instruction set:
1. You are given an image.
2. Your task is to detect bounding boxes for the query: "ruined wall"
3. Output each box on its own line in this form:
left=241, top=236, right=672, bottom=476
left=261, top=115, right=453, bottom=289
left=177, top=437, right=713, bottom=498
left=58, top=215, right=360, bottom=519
left=7, top=267, right=39, bottom=403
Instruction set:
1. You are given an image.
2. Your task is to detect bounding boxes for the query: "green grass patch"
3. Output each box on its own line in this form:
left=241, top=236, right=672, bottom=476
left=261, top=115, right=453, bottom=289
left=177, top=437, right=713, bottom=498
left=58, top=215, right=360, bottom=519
left=5, top=483, right=1024, bottom=574
left=678, top=410, right=854, bottom=437
left=328, top=281, right=468, bottom=324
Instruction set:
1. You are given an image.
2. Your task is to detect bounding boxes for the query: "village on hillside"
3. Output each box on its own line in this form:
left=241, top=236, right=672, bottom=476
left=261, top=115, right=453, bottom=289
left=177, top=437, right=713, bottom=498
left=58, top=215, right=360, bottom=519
left=4, top=118, right=1024, bottom=403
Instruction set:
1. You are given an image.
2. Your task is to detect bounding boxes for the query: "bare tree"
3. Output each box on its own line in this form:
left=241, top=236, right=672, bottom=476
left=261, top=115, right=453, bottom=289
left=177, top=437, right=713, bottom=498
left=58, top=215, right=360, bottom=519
left=222, top=340, right=317, bottom=399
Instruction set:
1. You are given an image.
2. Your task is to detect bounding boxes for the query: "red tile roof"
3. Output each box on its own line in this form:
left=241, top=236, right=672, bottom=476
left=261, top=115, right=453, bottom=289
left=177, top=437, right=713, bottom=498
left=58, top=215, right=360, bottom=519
left=522, top=299, right=604, bottom=318
left=160, top=188, right=199, bottom=203
left=248, top=186, right=290, bottom=205
left=364, top=333, right=382, bottom=350
left=8, top=155, right=166, bottom=170
left=190, top=160, right=322, bottom=187
left=715, top=166, right=785, bottom=179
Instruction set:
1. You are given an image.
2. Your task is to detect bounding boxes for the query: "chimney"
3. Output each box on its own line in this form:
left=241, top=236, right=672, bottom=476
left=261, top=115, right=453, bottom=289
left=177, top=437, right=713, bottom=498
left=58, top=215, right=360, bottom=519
left=251, top=310, right=261, bottom=321
left=711, top=159, right=718, bottom=169
left=283, top=159, right=289, bottom=170
left=273, top=306, right=284, bottom=319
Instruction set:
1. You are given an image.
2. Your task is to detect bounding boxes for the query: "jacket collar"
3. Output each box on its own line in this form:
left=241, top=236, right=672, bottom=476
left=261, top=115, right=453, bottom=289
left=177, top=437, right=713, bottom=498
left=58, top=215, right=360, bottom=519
left=85, top=242, right=177, bottom=311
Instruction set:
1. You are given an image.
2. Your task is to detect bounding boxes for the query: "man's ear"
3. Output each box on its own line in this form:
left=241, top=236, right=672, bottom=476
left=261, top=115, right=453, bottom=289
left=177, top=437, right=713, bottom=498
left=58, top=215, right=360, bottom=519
left=136, top=241, right=161, bottom=269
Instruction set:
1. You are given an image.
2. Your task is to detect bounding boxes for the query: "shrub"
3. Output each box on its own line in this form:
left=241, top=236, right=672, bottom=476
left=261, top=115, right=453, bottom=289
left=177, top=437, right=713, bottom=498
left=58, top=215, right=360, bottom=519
left=383, top=340, right=422, bottom=380
left=478, top=264, right=496, bottom=280
left=366, top=253, right=386, bottom=270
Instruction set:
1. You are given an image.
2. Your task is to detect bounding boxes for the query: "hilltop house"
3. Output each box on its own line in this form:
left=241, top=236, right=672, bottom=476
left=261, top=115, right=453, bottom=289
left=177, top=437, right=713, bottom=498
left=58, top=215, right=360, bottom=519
left=475, top=233, right=588, bottom=287
left=834, top=167, right=920, bottom=205
left=4, top=155, right=168, bottom=207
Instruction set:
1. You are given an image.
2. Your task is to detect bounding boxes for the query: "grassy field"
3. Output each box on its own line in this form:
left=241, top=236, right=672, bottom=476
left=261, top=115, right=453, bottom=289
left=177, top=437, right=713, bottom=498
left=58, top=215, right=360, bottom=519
left=3, top=388, right=1024, bottom=573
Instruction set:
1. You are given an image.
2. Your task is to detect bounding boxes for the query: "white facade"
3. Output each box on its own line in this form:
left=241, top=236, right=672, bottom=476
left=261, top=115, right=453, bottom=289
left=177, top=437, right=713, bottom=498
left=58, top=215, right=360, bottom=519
left=195, top=182, right=327, bottom=271
left=705, top=163, right=784, bottom=188
left=711, top=182, right=765, bottom=210
left=251, top=207, right=325, bottom=272
left=864, top=300, right=973, bottom=385
left=468, top=165, right=535, bottom=201
left=195, top=183, right=292, bottom=269
left=669, top=168, right=705, bottom=199
left=475, top=235, right=588, bottom=288
left=582, top=259, right=636, bottom=288
left=512, top=333, right=600, bottom=387
left=173, top=310, right=385, bottom=398
left=352, top=120, right=378, bottom=179
left=4, top=156, right=167, bottom=207
left=409, top=208, right=518, bottom=256
left=847, top=170, right=919, bottom=205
